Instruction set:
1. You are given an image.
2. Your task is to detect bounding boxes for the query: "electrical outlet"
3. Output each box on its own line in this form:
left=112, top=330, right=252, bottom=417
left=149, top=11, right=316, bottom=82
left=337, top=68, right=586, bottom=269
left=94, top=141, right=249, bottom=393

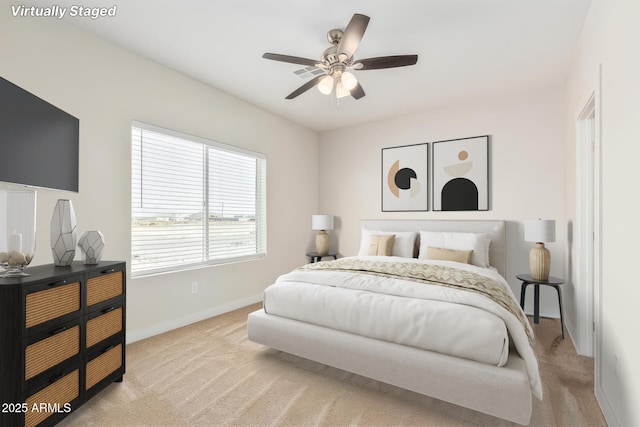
left=191, top=281, right=198, bottom=294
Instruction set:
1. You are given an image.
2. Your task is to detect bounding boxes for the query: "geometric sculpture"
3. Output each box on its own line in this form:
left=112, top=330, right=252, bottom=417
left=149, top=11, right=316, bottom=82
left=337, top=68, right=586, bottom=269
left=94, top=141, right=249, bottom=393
left=78, top=230, right=105, bottom=265
left=50, top=199, right=77, bottom=266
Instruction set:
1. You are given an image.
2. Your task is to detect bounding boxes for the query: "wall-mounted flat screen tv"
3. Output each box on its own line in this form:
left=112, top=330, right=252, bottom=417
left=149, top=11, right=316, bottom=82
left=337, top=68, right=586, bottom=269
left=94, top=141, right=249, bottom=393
left=0, top=76, right=79, bottom=192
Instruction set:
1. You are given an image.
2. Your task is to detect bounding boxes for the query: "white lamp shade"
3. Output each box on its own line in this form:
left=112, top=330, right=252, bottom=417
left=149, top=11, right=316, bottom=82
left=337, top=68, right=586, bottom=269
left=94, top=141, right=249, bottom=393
left=312, top=214, right=334, bottom=231
left=525, top=219, right=556, bottom=243
left=335, top=82, right=351, bottom=98
left=317, top=75, right=334, bottom=95
left=341, top=71, right=358, bottom=90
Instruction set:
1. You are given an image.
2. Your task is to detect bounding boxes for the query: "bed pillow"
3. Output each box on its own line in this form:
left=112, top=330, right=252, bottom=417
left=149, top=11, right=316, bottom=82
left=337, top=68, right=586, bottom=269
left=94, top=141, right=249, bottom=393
left=418, top=231, right=490, bottom=268
left=425, top=246, right=474, bottom=264
left=367, top=234, right=395, bottom=256
left=358, top=230, right=418, bottom=258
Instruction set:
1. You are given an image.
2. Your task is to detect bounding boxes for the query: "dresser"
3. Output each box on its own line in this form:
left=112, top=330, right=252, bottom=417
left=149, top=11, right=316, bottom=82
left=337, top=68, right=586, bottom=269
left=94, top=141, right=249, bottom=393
left=0, top=261, right=126, bottom=427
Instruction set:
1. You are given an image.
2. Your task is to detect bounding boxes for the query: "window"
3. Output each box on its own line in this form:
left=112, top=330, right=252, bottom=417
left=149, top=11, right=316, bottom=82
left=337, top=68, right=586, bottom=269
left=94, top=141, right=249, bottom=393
left=131, top=121, right=266, bottom=277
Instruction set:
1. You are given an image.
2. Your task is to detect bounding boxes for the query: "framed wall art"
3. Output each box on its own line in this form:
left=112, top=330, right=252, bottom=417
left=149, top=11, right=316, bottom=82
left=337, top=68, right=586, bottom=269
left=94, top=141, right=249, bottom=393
left=432, top=135, right=489, bottom=211
left=381, top=143, right=429, bottom=211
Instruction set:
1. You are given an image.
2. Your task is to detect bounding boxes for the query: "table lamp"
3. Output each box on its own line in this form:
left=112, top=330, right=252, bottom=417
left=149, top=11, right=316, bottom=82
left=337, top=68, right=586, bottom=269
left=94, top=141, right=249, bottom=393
left=525, top=219, right=556, bottom=281
left=312, top=214, right=334, bottom=256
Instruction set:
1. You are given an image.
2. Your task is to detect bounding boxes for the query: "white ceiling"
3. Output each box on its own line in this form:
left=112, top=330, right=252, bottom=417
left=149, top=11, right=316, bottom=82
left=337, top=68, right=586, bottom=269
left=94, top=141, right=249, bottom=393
left=36, top=0, right=591, bottom=131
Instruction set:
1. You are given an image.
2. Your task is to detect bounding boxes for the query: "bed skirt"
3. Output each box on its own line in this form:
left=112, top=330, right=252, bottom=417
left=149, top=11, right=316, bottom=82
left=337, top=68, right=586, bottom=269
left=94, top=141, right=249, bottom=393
left=247, top=309, right=532, bottom=425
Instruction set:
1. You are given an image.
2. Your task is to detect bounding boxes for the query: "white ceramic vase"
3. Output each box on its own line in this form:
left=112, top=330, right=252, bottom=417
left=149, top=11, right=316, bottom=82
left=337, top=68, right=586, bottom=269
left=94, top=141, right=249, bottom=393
left=50, top=199, right=77, bottom=266
left=78, top=230, right=105, bottom=265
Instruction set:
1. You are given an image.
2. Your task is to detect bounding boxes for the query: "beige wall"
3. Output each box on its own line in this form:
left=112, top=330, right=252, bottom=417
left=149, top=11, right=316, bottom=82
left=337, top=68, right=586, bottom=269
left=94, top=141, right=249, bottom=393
left=0, top=14, right=319, bottom=341
left=319, top=86, right=566, bottom=311
left=564, top=0, right=640, bottom=425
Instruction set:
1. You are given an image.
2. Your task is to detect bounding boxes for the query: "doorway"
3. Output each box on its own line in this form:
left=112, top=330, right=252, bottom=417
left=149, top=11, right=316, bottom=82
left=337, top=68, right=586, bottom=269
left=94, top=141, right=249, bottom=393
left=575, top=93, right=599, bottom=358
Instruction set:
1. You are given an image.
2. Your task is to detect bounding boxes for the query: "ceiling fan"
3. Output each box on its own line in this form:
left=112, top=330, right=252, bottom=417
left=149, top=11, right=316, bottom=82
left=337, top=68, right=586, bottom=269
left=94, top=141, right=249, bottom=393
left=262, top=13, right=418, bottom=101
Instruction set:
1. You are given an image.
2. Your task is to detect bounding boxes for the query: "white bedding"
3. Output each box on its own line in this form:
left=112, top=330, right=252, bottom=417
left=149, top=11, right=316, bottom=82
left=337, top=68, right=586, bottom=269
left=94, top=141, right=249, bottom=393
left=263, top=256, right=542, bottom=399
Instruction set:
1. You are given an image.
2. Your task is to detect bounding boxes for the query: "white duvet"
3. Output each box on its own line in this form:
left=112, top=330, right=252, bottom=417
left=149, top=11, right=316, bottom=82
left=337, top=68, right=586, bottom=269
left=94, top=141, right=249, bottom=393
left=263, top=256, right=542, bottom=399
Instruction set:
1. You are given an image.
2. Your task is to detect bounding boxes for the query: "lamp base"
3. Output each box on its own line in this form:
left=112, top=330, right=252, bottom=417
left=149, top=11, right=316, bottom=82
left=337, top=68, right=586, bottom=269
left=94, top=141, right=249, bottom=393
left=315, top=230, right=330, bottom=256
left=529, top=242, right=550, bottom=281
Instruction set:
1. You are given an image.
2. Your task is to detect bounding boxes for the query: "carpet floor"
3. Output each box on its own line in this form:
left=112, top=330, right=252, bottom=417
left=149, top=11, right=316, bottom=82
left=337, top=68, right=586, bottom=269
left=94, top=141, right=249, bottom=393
left=59, top=303, right=606, bottom=426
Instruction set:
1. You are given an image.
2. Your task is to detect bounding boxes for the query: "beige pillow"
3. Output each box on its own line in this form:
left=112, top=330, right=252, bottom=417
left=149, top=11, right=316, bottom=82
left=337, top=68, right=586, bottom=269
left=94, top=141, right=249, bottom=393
left=367, top=234, right=395, bottom=256
left=426, top=246, right=474, bottom=264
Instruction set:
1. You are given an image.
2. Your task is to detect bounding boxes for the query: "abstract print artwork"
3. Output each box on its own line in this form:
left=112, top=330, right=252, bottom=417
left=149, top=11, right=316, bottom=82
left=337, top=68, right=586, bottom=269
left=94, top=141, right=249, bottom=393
left=382, top=143, right=429, bottom=211
left=433, top=136, right=489, bottom=211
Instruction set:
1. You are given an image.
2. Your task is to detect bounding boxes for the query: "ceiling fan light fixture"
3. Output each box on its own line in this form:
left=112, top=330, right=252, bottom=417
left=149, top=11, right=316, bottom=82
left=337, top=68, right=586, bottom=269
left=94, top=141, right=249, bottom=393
left=317, top=75, right=334, bottom=95
left=263, top=13, right=418, bottom=101
left=341, top=71, right=358, bottom=90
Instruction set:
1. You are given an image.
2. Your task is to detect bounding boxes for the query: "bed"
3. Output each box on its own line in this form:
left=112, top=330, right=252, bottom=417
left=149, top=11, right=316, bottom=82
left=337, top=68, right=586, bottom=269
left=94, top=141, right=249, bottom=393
left=247, top=219, right=541, bottom=425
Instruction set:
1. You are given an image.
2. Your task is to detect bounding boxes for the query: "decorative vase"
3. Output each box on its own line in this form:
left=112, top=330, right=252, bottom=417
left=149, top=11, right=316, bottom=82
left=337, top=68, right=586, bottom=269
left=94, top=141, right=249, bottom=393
left=78, top=231, right=105, bottom=265
left=315, top=230, right=330, bottom=255
left=529, top=242, right=551, bottom=281
left=0, top=190, right=37, bottom=277
left=50, top=199, right=77, bottom=266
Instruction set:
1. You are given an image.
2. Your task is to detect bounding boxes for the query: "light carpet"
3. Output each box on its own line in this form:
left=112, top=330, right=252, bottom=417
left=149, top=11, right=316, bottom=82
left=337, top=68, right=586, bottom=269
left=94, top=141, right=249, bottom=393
left=59, top=303, right=606, bottom=426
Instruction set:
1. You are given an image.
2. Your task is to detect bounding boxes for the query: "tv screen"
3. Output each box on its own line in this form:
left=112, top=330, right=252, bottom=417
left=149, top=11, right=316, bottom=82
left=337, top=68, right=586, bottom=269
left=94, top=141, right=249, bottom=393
left=0, top=76, right=79, bottom=192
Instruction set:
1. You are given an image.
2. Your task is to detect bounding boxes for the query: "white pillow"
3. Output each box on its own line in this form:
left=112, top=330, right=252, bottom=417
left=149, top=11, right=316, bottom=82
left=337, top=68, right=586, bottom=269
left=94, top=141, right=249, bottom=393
left=358, top=230, right=418, bottom=258
left=418, top=231, right=490, bottom=268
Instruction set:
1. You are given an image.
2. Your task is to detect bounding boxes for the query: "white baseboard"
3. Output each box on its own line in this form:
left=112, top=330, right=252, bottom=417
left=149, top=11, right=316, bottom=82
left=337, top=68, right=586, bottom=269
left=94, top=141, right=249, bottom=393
left=523, top=310, right=560, bottom=320
left=125, top=293, right=263, bottom=344
left=596, top=385, right=621, bottom=427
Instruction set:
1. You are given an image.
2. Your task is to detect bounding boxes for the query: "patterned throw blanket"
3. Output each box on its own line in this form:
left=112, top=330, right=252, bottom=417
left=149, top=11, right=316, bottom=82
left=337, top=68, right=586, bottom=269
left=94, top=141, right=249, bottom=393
left=300, top=258, right=534, bottom=345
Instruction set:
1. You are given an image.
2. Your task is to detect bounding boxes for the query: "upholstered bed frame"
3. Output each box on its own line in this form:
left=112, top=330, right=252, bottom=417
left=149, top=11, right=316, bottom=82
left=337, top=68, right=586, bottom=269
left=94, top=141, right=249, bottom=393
left=247, top=219, right=534, bottom=425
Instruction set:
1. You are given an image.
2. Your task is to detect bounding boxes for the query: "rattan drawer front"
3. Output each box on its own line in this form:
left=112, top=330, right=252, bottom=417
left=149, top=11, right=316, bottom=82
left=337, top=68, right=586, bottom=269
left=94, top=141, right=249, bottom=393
left=25, top=282, right=81, bottom=329
left=24, top=369, right=79, bottom=427
left=87, top=271, right=123, bottom=306
left=86, top=344, right=122, bottom=390
left=25, top=326, right=80, bottom=381
left=86, top=308, right=123, bottom=348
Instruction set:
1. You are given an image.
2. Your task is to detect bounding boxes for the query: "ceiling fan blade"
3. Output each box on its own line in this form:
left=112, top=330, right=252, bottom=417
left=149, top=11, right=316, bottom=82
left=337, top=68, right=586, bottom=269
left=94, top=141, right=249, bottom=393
left=337, top=13, right=370, bottom=58
left=285, top=74, right=325, bottom=99
left=262, top=53, right=319, bottom=67
left=354, top=55, right=418, bottom=70
left=350, top=82, right=366, bottom=100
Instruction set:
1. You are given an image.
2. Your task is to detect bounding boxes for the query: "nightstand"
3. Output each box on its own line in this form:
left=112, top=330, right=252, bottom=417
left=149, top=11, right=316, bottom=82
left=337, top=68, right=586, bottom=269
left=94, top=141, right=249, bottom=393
left=517, top=273, right=565, bottom=339
left=306, top=252, right=338, bottom=263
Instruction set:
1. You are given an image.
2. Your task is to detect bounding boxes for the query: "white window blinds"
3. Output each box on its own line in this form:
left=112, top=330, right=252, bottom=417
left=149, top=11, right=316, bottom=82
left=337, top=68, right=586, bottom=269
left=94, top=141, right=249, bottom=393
left=131, top=122, right=266, bottom=277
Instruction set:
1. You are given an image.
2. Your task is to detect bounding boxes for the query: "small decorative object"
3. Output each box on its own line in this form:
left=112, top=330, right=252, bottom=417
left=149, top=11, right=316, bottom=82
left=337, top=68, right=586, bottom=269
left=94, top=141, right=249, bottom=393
left=0, top=190, right=37, bottom=277
left=382, top=143, right=429, bottom=211
left=78, top=231, right=105, bottom=265
left=525, top=219, right=556, bottom=281
left=312, top=214, right=334, bottom=256
left=50, top=199, right=77, bottom=266
left=433, top=135, right=489, bottom=211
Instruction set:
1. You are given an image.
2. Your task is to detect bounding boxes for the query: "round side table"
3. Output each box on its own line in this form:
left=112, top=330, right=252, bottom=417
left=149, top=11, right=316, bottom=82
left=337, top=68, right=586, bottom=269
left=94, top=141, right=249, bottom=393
left=517, top=273, right=565, bottom=339
left=306, top=252, right=338, bottom=263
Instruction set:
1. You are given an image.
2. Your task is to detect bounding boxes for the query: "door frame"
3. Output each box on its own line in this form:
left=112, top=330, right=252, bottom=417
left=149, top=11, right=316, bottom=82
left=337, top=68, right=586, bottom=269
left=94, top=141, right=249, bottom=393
left=575, top=90, right=600, bottom=358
